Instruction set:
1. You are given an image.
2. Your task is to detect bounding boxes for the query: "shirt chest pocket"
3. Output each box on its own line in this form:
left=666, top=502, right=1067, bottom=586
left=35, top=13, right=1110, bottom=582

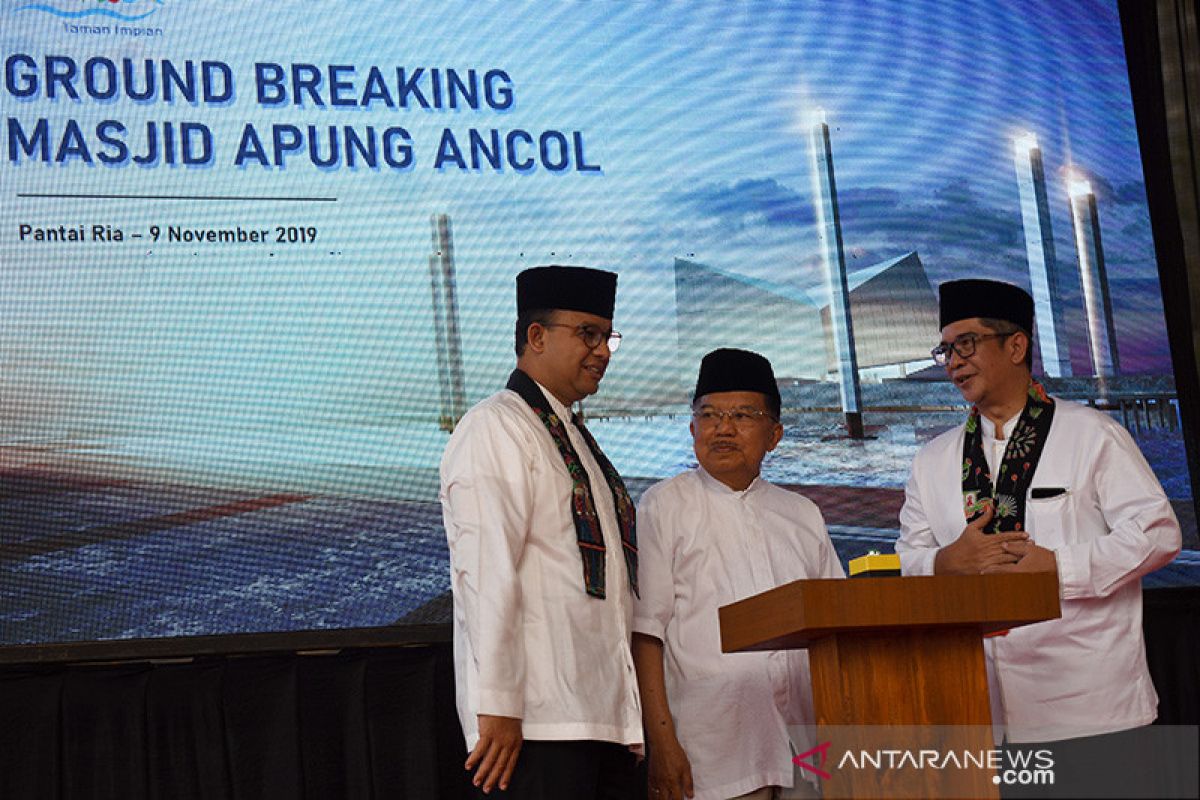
left=1024, top=487, right=1076, bottom=547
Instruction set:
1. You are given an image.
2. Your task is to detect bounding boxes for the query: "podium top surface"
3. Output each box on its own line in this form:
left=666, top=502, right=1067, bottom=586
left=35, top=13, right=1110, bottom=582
left=720, top=572, right=1061, bottom=653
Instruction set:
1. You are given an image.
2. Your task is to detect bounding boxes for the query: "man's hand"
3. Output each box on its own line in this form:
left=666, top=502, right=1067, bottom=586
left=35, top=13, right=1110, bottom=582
left=647, top=734, right=695, bottom=800
left=984, top=540, right=1058, bottom=574
left=632, top=633, right=694, bottom=800
left=933, top=504, right=1030, bottom=575
left=465, top=714, right=523, bottom=794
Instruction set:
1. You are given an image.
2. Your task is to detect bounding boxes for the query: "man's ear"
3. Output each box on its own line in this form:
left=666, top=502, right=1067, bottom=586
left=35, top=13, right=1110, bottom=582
left=525, top=321, right=548, bottom=354
left=766, top=421, right=784, bottom=452
left=1010, top=331, right=1030, bottom=365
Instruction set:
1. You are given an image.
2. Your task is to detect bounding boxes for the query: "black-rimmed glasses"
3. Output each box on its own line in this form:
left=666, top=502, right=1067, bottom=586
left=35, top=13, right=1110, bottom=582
left=542, top=323, right=623, bottom=353
left=930, top=332, right=1014, bottom=366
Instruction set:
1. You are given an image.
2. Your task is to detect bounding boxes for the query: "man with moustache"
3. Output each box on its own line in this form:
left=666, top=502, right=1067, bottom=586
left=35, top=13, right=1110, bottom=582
left=633, top=348, right=843, bottom=800
left=895, top=279, right=1180, bottom=792
left=441, top=266, right=642, bottom=798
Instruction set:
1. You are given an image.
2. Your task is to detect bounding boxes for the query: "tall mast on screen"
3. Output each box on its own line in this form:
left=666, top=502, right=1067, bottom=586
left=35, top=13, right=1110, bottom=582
left=1068, top=178, right=1120, bottom=378
left=430, top=213, right=467, bottom=431
left=1013, top=132, right=1073, bottom=377
left=808, top=108, right=864, bottom=439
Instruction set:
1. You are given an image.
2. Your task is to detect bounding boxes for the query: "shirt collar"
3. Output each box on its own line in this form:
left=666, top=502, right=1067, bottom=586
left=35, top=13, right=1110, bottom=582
left=532, top=378, right=574, bottom=422
left=979, top=409, right=1023, bottom=441
left=696, top=465, right=765, bottom=497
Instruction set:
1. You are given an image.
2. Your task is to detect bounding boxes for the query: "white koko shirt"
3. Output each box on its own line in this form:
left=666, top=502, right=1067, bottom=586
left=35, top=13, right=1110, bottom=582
left=440, top=383, right=642, bottom=750
left=633, top=468, right=844, bottom=800
left=896, top=398, right=1181, bottom=742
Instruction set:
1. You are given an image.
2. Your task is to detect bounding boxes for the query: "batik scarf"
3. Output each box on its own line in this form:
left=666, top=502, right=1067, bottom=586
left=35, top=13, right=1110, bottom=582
left=961, top=380, right=1056, bottom=533
left=506, top=369, right=638, bottom=598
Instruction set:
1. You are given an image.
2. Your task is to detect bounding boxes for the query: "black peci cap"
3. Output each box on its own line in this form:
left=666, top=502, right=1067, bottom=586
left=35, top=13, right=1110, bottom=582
left=938, top=279, right=1034, bottom=332
left=516, top=265, right=617, bottom=319
left=693, top=348, right=781, bottom=408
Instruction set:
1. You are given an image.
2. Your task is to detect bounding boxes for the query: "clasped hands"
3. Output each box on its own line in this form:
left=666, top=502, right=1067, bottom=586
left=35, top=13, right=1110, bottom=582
left=934, top=503, right=1058, bottom=576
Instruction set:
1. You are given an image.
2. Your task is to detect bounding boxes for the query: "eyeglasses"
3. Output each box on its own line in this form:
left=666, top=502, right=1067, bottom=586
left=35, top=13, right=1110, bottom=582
left=930, top=331, right=1014, bottom=366
left=542, top=323, right=623, bottom=353
left=692, top=407, right=777, bottom=428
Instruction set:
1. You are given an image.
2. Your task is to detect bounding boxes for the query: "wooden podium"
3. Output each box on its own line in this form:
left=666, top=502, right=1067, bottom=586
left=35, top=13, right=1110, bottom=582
left=719, top=573, right=1060, bottom=798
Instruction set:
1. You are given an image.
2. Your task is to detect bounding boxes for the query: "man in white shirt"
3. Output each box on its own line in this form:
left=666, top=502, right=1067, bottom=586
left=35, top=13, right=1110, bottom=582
left=441, top=265, right=643, bottom=798
left=632, top=348, right=844, bottom=800
left=895, top=279, right=1180, bottom=792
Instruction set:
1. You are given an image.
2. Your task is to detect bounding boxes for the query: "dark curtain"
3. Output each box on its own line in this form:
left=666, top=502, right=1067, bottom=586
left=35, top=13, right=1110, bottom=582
left=1145, top=589, right=1200, bottom=726
left=0, top=644, right=472, bottom=800
left=2, top=590, right=1198, bottom=799
left=1120, top=0, right=1200, bottom=497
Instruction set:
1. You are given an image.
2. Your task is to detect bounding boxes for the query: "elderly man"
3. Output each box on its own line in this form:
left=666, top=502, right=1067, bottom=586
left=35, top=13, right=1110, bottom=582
left=441, top=265, right=642, bottom=798
left=895, top=279, right=1180, bottom=784
left=632, top=348, right=843, bottom=800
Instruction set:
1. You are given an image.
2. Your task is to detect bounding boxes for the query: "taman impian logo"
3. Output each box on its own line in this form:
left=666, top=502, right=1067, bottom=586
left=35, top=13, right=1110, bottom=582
left=16, top=0, right=166, bottom=21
